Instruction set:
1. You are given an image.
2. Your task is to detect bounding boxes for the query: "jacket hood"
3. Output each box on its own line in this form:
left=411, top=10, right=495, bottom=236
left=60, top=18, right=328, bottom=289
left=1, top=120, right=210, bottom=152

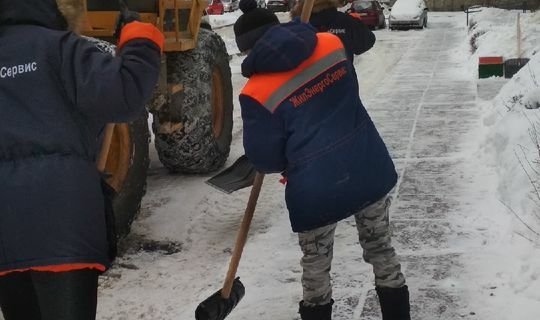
left=241, top=21, right=318, bottom=78
left=0, top=0, right=68, bottom=30
left=309, top=7, right=339, bottom=25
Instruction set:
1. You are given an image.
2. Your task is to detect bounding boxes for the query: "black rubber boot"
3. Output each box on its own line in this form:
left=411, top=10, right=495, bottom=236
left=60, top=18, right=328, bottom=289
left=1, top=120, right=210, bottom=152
left=376, top=285, right=411, bottom=320
left=298, top=299, right=333, bottom=320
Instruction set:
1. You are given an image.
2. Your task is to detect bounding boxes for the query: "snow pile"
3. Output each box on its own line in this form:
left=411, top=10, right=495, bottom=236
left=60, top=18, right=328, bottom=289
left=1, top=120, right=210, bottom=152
left=478, top=8, right=540, bottom=238
left=476, top=50, right=540, bottom=319
left=474, top=9, right=540, bottom=316
left=496, top=58, right=540, bottom=110
left=483, top=52, right=540, bottom=241
left=468, top=8, right=540, bottom=58
left=208, top=10, right=243, bottom=29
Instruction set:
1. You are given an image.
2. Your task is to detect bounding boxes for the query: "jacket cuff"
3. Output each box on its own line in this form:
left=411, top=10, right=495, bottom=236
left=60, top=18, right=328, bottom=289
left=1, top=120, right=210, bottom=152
left=118, top=21, right=164, bottom=52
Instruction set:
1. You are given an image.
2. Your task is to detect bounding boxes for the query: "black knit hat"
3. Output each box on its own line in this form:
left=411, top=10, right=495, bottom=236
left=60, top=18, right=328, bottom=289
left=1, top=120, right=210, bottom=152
left=234, top=0, right=279, bottom=52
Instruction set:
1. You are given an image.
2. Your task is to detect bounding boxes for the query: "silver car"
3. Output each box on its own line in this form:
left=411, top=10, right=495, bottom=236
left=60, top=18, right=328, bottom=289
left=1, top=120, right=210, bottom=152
left=389, top=0, right=428, bottom=30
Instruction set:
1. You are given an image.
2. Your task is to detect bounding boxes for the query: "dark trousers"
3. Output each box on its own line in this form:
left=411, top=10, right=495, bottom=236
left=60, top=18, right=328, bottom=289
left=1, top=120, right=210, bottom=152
left=0, top=269, right=99, bottom=320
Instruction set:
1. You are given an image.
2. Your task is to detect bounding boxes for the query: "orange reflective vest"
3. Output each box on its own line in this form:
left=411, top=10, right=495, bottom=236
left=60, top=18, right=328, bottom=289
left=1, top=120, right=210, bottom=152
left=241, top=32, right=348, bottom=113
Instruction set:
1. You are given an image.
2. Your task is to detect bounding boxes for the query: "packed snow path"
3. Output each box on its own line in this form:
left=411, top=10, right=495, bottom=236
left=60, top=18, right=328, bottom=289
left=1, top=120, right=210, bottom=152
left=358, top=15, right=484, bottom=319
left=90, top=13, right=501, bottom=320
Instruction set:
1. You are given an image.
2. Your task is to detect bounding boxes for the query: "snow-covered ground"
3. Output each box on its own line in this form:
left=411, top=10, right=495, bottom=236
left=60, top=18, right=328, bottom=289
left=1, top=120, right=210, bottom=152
left=2, top=10, right=535, bottom=320
left=90, top=11, right=540, bottom=320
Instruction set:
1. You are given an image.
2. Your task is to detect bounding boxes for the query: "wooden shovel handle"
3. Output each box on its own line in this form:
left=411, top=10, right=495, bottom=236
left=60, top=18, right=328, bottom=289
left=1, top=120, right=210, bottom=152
left=300, top=0, right=315, bottom=23
left=221, top=172, right=265, bottom=299
left=96, top=123, right=116, bottom=172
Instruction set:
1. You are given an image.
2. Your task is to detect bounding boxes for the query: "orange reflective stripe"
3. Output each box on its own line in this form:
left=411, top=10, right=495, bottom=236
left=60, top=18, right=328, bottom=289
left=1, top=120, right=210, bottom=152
left=349, top=12, right=362, bottom=20
left=264, top=49, right=347, bottom=110
left=241, top=33, right=346, bottom=112
left=118, top=21, right=164, bottom=52
left=0, top=263, right=106, bottom=276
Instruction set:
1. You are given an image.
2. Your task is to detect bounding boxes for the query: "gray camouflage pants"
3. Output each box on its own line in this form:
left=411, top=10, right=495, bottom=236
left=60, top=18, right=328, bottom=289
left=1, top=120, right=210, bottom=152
left=298, top=196, right=406, bottom=307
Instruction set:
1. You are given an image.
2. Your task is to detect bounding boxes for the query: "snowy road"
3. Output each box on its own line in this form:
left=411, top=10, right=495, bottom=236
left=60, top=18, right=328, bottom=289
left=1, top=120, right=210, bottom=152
left=92, top=12, right=511, bottom=320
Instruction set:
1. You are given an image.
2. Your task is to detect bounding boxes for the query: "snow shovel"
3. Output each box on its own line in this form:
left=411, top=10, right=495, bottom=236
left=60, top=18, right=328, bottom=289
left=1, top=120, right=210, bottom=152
left=195, top=172, right=265, bottom=320
left=205, top=0, right=315, bottom=194
left=206, top=155, right=256, bottom=193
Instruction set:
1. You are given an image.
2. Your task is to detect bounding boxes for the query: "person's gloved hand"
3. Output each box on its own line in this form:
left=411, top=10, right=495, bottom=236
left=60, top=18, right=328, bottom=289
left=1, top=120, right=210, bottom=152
left=113, top=1, right=141, bottom=40
left=114, top=0, right=164, bottom=53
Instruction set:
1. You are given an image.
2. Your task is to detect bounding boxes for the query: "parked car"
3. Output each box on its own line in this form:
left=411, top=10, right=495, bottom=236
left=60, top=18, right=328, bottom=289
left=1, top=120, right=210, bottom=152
left=207, top=0, right=224, bottom=15
left=348, top=0, right=386, bottom=29
left=267, top=0, right=293, bottom=12
left=388, top=0, right=428, bottom=29
left=222, top=0, right=239, bottom=12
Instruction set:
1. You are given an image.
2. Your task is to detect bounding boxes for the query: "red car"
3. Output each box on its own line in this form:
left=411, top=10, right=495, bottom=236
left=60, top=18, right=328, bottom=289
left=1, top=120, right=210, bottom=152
left=207, top=0, right=224, bottom=15
left=348, top=0, right=386, bottom=29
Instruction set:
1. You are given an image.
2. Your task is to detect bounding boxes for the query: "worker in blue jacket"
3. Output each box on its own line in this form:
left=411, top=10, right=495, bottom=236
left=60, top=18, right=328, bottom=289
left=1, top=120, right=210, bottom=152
left=234, top=0, right=410, bottom=319
left=0, top=0, right=163, bottom=319
left=291, top=0, right=375, bottom=62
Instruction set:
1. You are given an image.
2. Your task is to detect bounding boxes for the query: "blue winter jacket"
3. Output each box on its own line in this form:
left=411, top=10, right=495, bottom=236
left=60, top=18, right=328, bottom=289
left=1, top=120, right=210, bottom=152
left=0, top=0, right=161, bottom=273
left=240, top=21, right=397, bottom=232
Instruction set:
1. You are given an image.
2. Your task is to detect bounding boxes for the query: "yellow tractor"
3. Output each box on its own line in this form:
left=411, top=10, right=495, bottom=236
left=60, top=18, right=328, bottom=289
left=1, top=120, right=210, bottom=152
left=82, top=0, right=234, bottom=236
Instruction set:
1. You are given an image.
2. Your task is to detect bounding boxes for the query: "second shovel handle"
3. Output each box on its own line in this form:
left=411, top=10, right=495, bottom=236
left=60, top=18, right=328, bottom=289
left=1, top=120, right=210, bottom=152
left=96, top=123, right=115, bottom=173
left=300, top=0, right=315, bottom=23
left=221, top=172, right=265, bottom=299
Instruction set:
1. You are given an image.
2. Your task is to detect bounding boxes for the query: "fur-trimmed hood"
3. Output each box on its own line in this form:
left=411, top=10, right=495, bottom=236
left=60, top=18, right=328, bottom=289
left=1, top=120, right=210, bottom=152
left=0, top=0, right=83, bottom=32
left=55, top=0, right=84, bottom=32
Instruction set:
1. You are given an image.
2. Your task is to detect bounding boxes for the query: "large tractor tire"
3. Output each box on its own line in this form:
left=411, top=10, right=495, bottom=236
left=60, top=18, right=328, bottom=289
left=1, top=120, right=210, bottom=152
left=153, top=28, right=233, bottom=173
left=104, top=117, right=150, bottom=237
left=87, top=37, right=150, bottom=238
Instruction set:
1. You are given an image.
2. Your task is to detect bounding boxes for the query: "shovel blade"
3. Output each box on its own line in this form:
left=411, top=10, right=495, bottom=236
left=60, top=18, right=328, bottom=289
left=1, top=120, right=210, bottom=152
left=206, top=155, right=256, bottom=194
left=195, top=278, right=245, bottom=320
